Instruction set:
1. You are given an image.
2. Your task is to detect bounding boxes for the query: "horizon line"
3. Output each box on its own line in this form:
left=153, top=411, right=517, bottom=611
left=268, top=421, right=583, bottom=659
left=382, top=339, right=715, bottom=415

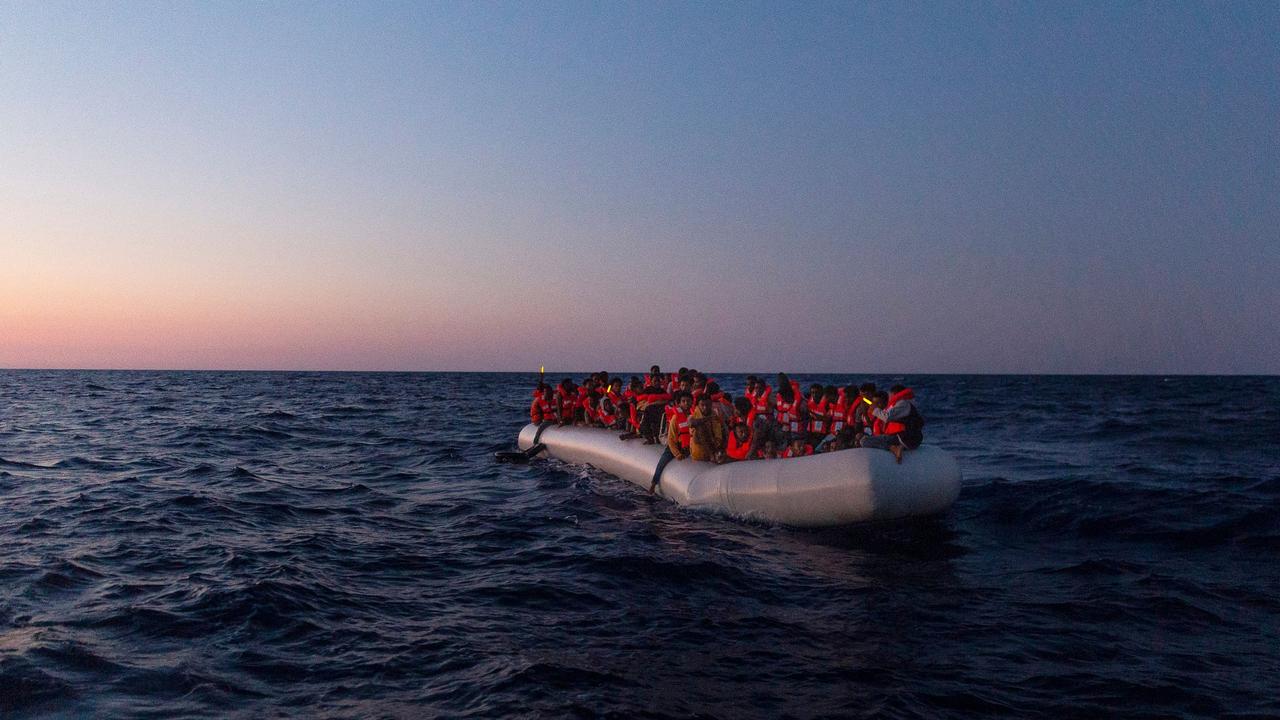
left=1, top=366, right=1275, bottom=378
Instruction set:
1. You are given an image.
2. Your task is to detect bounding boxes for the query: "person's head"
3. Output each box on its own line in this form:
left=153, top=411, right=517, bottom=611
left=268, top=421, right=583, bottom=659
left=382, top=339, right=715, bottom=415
left=745, top=375, right=758, bottom=391
left=875, top=391, right=889, bottom=408
left=779, top=382, right=794, bottom=401
left=733, top=396, right=752, bottom=418
left=809, top=383, right=823, bottom=399
left=706, top=381, right=720, bottom=396
left=825, top=386, right=839, bottom=403
left=676, top=391, right=694, bottom=411
left=537, top=383, right=551, bottom=397
left=692, top=375, right=706, bottom=391
left=650, top=365, right=661, bottom=376
left=860, top=382, right=876, bottom=398
left=776, top=372, right=790, bottom=388
left=889, top=384, right=905, bottom=395
left=845, top=384, right=859, bottom=400
left=678, top=377, right=692, bottom=392
left=697, top=393, right=712, bottom=413
left=629, top=376, right=642, bottom=390
left=678, top=367, right=689, bottom=377
left=732, top=421, right=750, bottom=439
left=762, top=439, right=777, bottom=456
left=790, top=436, right=806, bottom=452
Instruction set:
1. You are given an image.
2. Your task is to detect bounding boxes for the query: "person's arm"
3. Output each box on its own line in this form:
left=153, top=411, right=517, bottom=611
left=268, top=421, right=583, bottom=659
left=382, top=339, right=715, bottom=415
left=880, top=401, right=912, bottom=422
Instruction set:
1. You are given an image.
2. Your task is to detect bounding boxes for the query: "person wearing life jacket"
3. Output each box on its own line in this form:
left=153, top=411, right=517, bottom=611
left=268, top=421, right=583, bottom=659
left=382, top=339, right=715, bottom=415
left=617, top=376, right=643, bottom=437
left=743, top=375, right=760, bottom=408
left=688, top=392, right=728, bottom=463
left=556, top=379, right=578, bottom=426
left=666, top=391, right=695, bottom=460
left=725, top=420, right=753, bottom=461
left=756, top=437, right=779, bottom=459
left=635, top=375, right=672, bottom=444
left=746, top=376, right=771, bottom=427
left=821, top=386, right=847, bottom=449
left=529, top=384, right=560, bottom=424
left=850, top=382, right=876, bottom=436
left=665, top=375, right=694, bottom=428
left=596, top=393, right=619, bottom=429
left=580, top=385, right=599, bottom=426
left=774, top=381, right=803, bottom=444
left=862, top=385, right=925, bottom=463
left=703, top=382, right=733, bottom=420
left=805, top=383, right=829, bottom=447
left=782, top=435, right=814, bottom=458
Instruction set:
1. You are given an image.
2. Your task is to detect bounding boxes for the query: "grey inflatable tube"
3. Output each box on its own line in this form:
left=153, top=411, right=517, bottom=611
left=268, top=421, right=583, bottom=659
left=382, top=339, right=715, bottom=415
left=518, top=424, right=962, bottom=527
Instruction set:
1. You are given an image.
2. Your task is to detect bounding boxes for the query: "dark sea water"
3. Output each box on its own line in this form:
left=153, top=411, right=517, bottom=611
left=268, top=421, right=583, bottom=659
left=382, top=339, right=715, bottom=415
left=1, top=371, right=1277, bottom=719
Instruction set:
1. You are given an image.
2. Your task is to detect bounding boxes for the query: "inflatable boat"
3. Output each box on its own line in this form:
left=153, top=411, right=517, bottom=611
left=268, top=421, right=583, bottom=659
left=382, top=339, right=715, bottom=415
left=516, top=423, right=961, bottom=527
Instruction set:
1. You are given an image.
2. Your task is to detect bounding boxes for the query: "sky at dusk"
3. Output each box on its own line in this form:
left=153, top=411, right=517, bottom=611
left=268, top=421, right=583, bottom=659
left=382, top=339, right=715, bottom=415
left=2, top=2, right=1277, bottom=373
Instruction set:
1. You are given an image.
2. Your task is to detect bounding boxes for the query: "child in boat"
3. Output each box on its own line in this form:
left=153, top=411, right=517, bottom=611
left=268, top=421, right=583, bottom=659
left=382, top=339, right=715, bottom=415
left=726, top=420, right=753, bottom=461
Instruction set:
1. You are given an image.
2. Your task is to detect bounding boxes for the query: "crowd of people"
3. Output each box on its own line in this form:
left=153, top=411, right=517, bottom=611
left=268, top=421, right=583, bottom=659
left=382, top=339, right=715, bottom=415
left=529, top=366, right=925, bottom=468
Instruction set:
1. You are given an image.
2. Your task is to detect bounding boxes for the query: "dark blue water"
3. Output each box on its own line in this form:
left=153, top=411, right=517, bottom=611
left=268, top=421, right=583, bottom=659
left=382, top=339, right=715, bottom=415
left=1, top=371, right=1277, bottom=719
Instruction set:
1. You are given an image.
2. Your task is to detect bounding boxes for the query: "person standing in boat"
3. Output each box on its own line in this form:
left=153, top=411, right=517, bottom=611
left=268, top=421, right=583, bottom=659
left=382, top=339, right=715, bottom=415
left=861, top=385, right=924, bottom=463
left=688, top=392, right=728, bottom=463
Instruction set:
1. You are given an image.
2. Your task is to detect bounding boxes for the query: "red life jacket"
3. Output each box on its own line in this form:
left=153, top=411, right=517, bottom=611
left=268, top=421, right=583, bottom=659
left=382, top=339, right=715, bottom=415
left=883, top=388, right=916, bottom=435
left=851, top=394, right=872, bottom=431
left=806, top=397, right=828, bottom=433
left=623, top=389, right=640, bottom=429
left=671, top=407, right=691, bottom=450
left=597, top=400, right=616, bottom=427
left=531, top=396, right=559, bottom=424
left=775, top=393, right=801, bottom=433
left=782, top=443, right=814, bottom=458
left=829, top=398, right=848, bottom=433
left=557, top=387, right=576, bottom=419
left=726, top=429, right=752, bottom=460
left=751, top=385, right=771, bottom=417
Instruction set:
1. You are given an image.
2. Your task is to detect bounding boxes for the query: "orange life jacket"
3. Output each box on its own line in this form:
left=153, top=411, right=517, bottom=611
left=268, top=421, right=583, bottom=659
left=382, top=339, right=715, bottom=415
left=597, top=400, right=616, bottom=427
left=726, top=429, right=752, bottom=460
left=775, top=393, right=801, bottom=433
left=671, top=407, right=692, bottom=450
left=751, top=385, right=771, bottom=417
left=883, top=388, right=916, bottom=435
left=806, top=397, right=828, bottom=433
left=829, top=398, right=848, bottom=433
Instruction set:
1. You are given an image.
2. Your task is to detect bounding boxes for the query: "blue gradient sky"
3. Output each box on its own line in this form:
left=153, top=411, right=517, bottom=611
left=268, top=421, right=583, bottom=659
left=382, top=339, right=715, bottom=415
left=2, top=2, right=1277, bottom=373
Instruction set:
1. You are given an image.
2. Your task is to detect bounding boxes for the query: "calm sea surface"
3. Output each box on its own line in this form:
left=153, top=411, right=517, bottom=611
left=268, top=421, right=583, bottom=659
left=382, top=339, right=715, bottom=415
left=1, top=371, right=1277, bottom=719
